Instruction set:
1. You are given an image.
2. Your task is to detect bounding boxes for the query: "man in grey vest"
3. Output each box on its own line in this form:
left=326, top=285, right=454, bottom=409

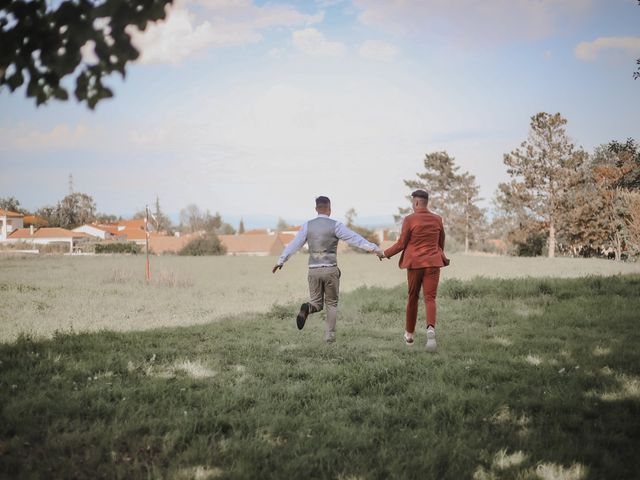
left=272, top=196, right=384, bottom=343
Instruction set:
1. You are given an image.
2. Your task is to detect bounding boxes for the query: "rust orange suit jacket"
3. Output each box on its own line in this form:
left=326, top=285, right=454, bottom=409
left=384, top=208, right=449, bottom=269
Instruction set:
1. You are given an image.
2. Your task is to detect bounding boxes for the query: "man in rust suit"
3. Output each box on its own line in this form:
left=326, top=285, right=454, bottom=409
left=382, top=189, right=449, bottom=350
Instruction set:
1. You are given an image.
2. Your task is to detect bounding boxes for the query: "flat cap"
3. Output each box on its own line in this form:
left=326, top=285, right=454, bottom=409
left=411, top=189, right=429, bottom=199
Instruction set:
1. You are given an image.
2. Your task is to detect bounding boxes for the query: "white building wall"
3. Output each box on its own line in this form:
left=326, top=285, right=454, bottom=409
left=72, top=225, right=111, bottom=239
left=4, top=236, right=74, bottom=253
left=0, top=216, right=24, bottom=241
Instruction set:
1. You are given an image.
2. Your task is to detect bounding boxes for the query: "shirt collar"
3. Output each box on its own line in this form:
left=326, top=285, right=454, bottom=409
left=317, top=214, right=330, bottom=218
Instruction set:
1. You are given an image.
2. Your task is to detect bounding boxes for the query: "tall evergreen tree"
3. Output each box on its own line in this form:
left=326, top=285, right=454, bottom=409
left=152, top=196, right=172, bottom=233
left=400, top=151, right=485, bottom=251
left=500, top=112, right=586, bottom=257
left=400, top=151, right=460, bottom=222
left=451, top=173, right=485, bottom=253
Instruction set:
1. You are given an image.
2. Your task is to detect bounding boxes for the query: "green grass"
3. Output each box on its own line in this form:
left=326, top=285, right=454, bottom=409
left=2, top=253, right=640, bottom=342
left=1, top=275, right=639, bottom=479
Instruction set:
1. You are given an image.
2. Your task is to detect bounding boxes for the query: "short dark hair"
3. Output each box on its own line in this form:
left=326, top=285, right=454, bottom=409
left=411, top=189, right=429, bottom=201
left=315, top=196, right=331, bottom=207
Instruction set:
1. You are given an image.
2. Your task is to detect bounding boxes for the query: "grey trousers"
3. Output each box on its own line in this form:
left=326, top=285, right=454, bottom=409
left=307, top=266, right=340, bottom=340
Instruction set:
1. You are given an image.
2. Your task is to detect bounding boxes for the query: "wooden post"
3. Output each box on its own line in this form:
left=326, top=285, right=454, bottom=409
left=145, top=205, right=150, bottom=281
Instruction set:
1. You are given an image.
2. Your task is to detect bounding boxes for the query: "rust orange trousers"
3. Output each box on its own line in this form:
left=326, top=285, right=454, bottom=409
left=406, top=267, right=440, bottom=333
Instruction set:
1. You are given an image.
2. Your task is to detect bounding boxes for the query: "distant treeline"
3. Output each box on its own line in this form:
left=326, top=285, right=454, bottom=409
left=399, top=112, right=639, bottom=261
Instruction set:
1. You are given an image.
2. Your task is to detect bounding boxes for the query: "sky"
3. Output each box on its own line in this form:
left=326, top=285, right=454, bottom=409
left=1, top=0, right=640, bottom=228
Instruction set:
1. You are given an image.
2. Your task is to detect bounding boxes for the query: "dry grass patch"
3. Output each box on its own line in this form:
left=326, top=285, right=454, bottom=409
left=593, top=346, right=611, bottom=357
left=599, top=373, right=640, bottom=401
left=172, top=465, right=224, bottom=480
left=492, top=449, right=528, bottom=470
left=535, top=462, right=588, bottom=480
left=127, top=356, right=216, bottom=379
left=525, top=354, right=543, bottom=366
left=151, top=270, right=193, bottom=288
left=492, top=336, right=513, bottom=347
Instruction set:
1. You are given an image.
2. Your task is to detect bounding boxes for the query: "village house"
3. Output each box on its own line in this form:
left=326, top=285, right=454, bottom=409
left=0, top=209, right=24, bottom=241
left=22, top=215, right=49, bottom=228
left=148, top=234, right=192, bottom=255
left=218, top=234, right=284, bottom=256
left=148, top=231, right=293, bottom=256
left=6, top=226, right=89, bottom=253
left=73, top=219, right=160, bottom=245
left=72, top=224, right=117, bottom=240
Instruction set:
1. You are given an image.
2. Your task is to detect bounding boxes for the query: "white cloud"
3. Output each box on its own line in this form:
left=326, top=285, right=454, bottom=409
left=131, top=9, right=239, bottom=64
left=0, top=124, right=93, bottom=150
left=118, top=66, right=514, bottom=219
left=575, top=36, right=640, bottom=61
left=358, top=39, right=398, bottom=61
left=130, top=0, right=324, bottom=64
left=353, top=0, right=593, bottom=46
left=292, top=28, right=346, bottom=57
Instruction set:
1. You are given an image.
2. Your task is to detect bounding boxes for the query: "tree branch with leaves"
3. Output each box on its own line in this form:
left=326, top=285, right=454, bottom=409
left=1, top=0, right=173, bottom=109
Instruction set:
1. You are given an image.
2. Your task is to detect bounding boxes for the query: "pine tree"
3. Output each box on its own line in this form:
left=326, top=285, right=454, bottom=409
left=500, top=112, right=586, bottom=257
left=451, top=173, right=485, bottom=253
left=153, top=196, right=172, bottom=233
left=400, top=151, right=485, bottom=251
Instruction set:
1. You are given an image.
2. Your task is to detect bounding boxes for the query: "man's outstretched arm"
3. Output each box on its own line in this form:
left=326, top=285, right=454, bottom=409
left=334, top=222, right=384, bottom=257
left=273, top=224, right=308, bottom=273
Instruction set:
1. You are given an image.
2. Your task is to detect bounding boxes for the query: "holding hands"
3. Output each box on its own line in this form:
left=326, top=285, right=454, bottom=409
left=374, top=247, right=386, bottom=261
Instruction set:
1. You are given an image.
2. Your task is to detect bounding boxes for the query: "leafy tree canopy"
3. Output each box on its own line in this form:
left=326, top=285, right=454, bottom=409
left=179, top=233, right=226, bottom=256
left=0, top=196, right=25, bottom=213
left=1, top=0, right=173, bottom=109
left=35, top=192, right=97, bottom=229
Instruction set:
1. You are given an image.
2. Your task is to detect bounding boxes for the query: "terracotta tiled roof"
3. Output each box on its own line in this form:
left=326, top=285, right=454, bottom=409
left=89, top=220, right=151, bottom=239
left=278, top=233, right=296, bottom=246
left=118, top=219, right=146, bottom=230
left=9, top=227, right=79, bottom=239
left=93, top=224, right=120, bottom=235
left=117, top=228, right=161, bottom=241
left=0, top=209, right=23, bottom=218
left=149, top=235, right=192, bottom=254
left=219, top=234, right=284, bottom=255
left=22, top=215, right=49, bottom=227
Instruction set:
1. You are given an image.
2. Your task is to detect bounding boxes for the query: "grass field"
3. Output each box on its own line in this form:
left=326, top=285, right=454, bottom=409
left=2, top=253, right=640, bottom=341
left=1, top=255, right=640, bottom=479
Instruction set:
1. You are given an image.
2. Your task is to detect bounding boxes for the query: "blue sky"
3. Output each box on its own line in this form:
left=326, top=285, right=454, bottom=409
left=1, top=0, right=639, bottom=228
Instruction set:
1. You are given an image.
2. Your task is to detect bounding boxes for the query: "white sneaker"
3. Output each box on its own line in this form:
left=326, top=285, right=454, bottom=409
left=426, top=327, right=437, bottom=352
left=403, top=332, right=414, bottom=346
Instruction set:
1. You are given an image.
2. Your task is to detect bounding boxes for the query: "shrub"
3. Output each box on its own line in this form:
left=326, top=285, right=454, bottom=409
left=178, top=234, right=226, bottom=256
left=39, top=243, right=71, bottom=254
left=95, top=242, right=140, bottom=254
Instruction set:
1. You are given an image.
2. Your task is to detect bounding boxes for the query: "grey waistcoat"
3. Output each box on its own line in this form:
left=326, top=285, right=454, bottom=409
left=307, top=217, right=339, bottom=267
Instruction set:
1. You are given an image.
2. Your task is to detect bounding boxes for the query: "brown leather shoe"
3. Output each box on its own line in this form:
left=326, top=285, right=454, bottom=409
left=296, top=303, right=310, bottom=330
